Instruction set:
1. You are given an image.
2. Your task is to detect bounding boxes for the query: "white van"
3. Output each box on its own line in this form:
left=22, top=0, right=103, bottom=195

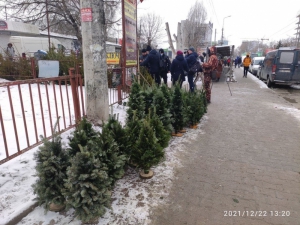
left=9, top=36, right=63, bottom=57
left=249, top=56, right=265, bottom=76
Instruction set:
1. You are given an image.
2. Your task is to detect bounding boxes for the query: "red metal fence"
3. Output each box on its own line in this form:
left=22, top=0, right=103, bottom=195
left=0, top=74, right=85, bottom=164
left=0, top=65, right=134, bottom=164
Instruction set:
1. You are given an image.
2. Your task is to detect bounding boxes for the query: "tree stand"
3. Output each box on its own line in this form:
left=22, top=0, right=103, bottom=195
left=139, top=169, right=154, bottom=179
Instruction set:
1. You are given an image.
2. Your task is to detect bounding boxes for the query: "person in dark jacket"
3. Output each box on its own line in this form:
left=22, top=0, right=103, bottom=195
left=185, top=46, right=198, bottom=92
left=139, top=49, right=147, bottom=63
left=140, top=45, right=161, bottom=85
left=158, top=48, right=171, bottom=85
left=170, top=50, right=189, bottom=88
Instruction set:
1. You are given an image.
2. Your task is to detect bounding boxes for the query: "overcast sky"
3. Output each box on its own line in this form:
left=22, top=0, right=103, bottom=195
left=137, top=0, right=300, bottom=49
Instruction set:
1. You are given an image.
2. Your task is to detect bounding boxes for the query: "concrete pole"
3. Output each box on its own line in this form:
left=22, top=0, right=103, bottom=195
left=80, top=0, right=109, bottom=125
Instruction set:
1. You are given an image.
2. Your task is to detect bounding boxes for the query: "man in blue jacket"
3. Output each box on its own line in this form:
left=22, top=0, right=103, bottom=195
left=140, top=45, right=161, bottom=85
left=185, top=46, right=199, bottom=92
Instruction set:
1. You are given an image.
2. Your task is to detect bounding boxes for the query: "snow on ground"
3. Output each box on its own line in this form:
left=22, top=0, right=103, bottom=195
left=0, top=101, right=209, bottom=225
left=271, top=104, right=300, bottom=124
left=0, top=74, right=206, bottom=225
left=247, top=73, right=268, bottom=89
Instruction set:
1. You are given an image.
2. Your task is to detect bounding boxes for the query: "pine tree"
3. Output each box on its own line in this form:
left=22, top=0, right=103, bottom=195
left=124, top=112, right=143, bottom=163
left=149, top=109, right=171, bottom=149
left=68, top=117, right=98, bottom=157
left=133, top=119, right=164, bottom=174
left=103, top=113, right=128, bottom=156
left=97, top=125, right=127, bottom=186
left=32, top=130, right=69, bottom=211
left=160, top=84, right=172, bottom=110
left=152, top=87, right=173, bottom=133
left=64, top=144, right=111, bottom=223
left=170, top=83, right=184, bottom=133
left=142, top=85, right=155, bottom=115
left=126, top=81, right=145, bottom=122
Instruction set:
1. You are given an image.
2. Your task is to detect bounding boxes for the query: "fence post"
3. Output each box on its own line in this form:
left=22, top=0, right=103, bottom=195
left=69, top=68, right=81, bottom=123
left=31, top=58, right=36, bottom=78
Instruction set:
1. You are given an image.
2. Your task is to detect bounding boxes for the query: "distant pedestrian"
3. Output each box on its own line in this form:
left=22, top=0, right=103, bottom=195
left=243, top=54, right=251, bottom=78
left=234, top=58, right=238, bottom=68
left=237, top=56, right=242, bottom=68
left=202, top=46, right=219, bottom=103
left=158, top=48, right=171, bottom=85
left=140, top=45, right=161, bottom=85
left=185, top=46, right=199, bottom=92
left=227, top=58, right=231, bottom=67
left=6, top=43, right=15, bottom=60
left=170, top=50, right=189, bottom=88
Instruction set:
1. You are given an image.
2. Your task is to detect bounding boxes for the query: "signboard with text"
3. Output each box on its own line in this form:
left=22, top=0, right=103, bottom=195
left=0, top=21, right=7, bottom=30
left=81, top=8, right=92, bottom=22
left=124, top=0, right=137, bottom=66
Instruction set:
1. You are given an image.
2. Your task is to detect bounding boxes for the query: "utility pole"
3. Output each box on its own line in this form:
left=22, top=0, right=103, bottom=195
left=165, top=22, right=176, bottom=56
left=80, top=0, right=109, bottom=125
left=214, top=29, right=216, bottom=45
left=260, top=38, right=269, bottom=55
left=296, top=13, right=300, bottom=48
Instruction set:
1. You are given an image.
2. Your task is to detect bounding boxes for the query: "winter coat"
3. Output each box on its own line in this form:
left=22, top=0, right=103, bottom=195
left=140, top=49, right=160, bottom=73
left=237, top=57, right=242, bottom=64
left=185, top=52, right=198, bottom=69
left=160, top=53, right=171, bottom=72
left=243, top=56, right=251, bottom=67
left=170, top=55, right=189, bottom=81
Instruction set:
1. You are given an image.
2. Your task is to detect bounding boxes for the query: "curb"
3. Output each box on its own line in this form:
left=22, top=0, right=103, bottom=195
left=5, top=202, right=38, bottom=225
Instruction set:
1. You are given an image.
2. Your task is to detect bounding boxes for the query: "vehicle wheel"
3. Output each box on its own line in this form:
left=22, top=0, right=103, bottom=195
left=266, top=76, right=273, bottom=88
left=258, top=72, right=262, bottom=80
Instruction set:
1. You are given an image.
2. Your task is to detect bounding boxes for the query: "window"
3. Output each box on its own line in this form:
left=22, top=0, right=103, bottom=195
left=279, top=52, right=294, bottom=64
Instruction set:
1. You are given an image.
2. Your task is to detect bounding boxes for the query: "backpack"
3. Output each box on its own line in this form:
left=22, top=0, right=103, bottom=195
left=189, top=60, right=202, bottom=74
left=159, top=54, right=168, bottom=70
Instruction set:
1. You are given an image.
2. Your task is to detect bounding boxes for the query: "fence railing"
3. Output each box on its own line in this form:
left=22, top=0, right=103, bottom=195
left=0, top=74, right=85, bottom=164
left=0, top=65, right=135, bottom=164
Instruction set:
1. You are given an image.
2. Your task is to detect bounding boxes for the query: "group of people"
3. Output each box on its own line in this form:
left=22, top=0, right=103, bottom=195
left=139, top=45, right=220, bottom=103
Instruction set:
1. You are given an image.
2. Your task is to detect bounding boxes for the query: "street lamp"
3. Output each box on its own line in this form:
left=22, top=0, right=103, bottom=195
left=221, top=15, right=231, bottom=46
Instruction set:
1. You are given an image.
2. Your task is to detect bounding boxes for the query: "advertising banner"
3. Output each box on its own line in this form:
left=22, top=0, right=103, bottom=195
left=124, top=0, right=137, bottom=66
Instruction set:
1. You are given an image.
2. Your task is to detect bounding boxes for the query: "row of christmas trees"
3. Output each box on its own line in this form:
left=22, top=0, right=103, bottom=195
left=32, top=81, right=207, bottom=224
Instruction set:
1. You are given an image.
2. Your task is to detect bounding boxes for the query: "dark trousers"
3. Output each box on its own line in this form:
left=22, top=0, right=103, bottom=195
left=151, top=72, right=161, bottom=85
left=160, top=71, right=168, bottom=84
left=172, top=76, right=183, bottom=88
left=187, top=72, right=195, bottom=92
left=243, top=67, right=249, bottom=77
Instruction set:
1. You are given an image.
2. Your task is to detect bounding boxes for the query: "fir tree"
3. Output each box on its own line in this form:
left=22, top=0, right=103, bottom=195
left=142, top=85, right=155, bottom=115
left=126, top=81, right=145, bottom=122
left=103, top=113, right=128, bottom=156
left=97, top=125, right=127, bottom=186
left=64, top=144, right=111, bottom=223
left=68, top=117, right=98, bottom=157
left=170, top=83, right=184, bottom=133
left=152, top=87, right=173, bottom=133
left=32, top=129, right=69, bottom=211
left=160, top=84, right=172, bottom=110
left=124, top=112, right=143, bottom=163
left=133, top=119, right=164, bottom=174
left=149, top=109, right=171, bottom=149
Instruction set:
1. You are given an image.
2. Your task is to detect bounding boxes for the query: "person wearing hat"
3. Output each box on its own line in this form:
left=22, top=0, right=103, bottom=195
left=6, top=43, right=15, bottom=61
left=139, top=49, right=147, bottom=63
left=202, top=46, right=219, bottom=103
left=170, top=50, right=189, bottom=87
left=158, top=48, right=171, bottom=85
left=185, top=46, right=199, bottom=92
left=243, top=54, right=251, bottom=77
left=140, top=45, right=161, bottom=85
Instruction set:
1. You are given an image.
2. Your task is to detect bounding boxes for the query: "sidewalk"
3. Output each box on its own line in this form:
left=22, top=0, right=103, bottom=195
left=150, top=68, right=300, bottom=225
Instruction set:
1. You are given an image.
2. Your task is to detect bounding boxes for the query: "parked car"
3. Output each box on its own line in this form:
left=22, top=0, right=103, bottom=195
left=259, top=47, right=300, bottom=87
left=249, top=56, right=265, bottom=75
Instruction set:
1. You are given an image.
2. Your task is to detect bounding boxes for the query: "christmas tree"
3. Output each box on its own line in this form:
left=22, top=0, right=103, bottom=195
left=124, top=111, right=142, bottom=164
left=160, top=84, right=172, bottom=110
left=32, top=123, right=69, bottom=212
left=97, top=125, right=127, bottom=186
left=68, top=117, right=98, bottom=157
left=142, top=85, right=155, bottom=115
left=126, top=81, right=145, bottom=122
left=149, top=108, right=171, bottom=149
left=182, top=91, right=199, bottom=126
left=170, top=83, right=184, bottom=133
left=152, top=87, right=173, bottom=133
left=133, top=119, right=164, bottom=174
left=64, top=144, right=111, bottom=223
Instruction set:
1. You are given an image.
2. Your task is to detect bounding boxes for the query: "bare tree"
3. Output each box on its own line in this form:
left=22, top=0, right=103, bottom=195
left=138, top=12, right=164, bottom=48
left=181, top=0, right=207, bottom=49
left=0, top=0, right=121, bottom=45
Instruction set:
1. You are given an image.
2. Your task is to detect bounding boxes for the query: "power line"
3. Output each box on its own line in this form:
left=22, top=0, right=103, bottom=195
left=268, top=19, right=297, bottom=38
left=209, top=0, right=220, bottom=27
